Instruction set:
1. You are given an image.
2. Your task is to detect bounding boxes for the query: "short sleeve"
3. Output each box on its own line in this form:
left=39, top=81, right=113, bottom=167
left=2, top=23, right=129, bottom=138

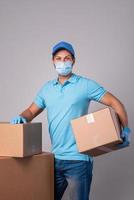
left=33, top=86, right=46, bottom=109
left=87, top=79, right=107, bottom=102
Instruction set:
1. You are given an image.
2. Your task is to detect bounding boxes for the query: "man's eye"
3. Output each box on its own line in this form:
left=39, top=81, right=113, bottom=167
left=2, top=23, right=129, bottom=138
left=56, top=58, right=61, bottom=61
left=65, top=57, right=72, bottom=61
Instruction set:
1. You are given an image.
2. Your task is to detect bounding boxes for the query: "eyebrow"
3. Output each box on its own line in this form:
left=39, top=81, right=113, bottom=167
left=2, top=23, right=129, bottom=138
left=55, top=55, right=72, bottom=58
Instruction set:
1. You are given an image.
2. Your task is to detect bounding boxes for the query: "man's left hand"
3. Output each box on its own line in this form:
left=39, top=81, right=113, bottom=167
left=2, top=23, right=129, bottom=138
left=117, top=127, right=131, bottom=148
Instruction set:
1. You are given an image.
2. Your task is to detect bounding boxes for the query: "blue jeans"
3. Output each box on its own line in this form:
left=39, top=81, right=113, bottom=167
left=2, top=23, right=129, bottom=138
left=54, top=158, right=93, bottom=200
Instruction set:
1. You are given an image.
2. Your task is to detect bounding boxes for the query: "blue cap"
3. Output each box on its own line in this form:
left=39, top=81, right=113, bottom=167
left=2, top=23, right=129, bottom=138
left=52, top=41, right=75, bottom=57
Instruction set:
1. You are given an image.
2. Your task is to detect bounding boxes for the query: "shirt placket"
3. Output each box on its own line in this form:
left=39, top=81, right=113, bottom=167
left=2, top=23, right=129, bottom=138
left=59, top=83, right=65, bottom=95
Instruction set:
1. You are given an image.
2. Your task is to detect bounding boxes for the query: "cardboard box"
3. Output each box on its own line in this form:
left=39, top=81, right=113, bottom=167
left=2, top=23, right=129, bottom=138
left=71, top=107, right=125, bottom=157
left=0, top=122, right=42, bottom=157
left=0, top=152, right=54, bottom=200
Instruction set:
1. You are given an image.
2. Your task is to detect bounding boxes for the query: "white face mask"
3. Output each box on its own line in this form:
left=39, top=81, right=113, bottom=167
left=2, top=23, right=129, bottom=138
left=54, top=61, right=73, bottom=76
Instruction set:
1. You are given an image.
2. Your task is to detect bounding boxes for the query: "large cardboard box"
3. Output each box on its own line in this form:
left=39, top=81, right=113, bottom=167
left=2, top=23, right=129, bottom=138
left=71, top=107, right=125, bottom=157
left=0, top=122, right=42, bottom=157
left=0, top=152, right=54, bottom=200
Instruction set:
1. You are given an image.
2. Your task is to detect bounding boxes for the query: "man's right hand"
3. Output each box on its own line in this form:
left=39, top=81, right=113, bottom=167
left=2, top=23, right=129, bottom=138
left=10, top=115, right=27, bottom=124
left=10, top=103, right=44, bottom=124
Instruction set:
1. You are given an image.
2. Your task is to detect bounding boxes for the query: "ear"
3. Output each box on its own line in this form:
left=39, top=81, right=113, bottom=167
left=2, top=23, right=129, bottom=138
left=72, top=58, right=75, bottom=65
left=53, top=60, right=56, bottom=69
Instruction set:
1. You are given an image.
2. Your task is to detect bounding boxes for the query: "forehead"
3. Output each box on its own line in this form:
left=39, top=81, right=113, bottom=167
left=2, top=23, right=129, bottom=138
left=54, top=49, right=72, bottom=57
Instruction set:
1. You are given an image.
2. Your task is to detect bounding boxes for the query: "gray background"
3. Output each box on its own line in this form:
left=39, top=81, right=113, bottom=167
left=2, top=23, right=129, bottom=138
left=0, top=0, right=134, bottom=199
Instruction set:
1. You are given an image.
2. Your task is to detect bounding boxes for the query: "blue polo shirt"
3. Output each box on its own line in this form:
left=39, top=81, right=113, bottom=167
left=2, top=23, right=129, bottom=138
left=33, top=73, right=107, bottom=162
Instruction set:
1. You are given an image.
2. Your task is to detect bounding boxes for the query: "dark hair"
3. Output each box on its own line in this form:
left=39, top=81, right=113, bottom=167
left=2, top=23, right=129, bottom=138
left=52, top=48, right=75, bottom=60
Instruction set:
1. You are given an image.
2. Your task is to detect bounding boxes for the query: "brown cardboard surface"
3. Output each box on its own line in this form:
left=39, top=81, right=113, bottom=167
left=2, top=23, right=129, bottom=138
left=71, top=107, right=125, bottom=157
left=0, top=152, right=54, bottom=200
left=0, top=122, right=42, bottom=157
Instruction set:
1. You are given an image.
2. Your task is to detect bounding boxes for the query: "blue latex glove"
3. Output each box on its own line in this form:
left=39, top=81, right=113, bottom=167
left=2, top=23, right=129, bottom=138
left=10, top=115, right=27, bottom=124
left=117, top=127, right=131, bottom=148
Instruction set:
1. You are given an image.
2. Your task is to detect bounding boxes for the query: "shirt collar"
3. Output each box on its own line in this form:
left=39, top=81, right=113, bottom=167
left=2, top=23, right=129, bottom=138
left=52, top=73, right=79, bottom=85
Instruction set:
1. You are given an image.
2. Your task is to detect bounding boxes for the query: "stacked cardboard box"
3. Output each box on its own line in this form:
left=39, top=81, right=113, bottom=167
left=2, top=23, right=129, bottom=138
left=71, top=107, right=127, bottom=157
left=0, top=122, right=42, bottom=157
left=0, top=122, right=54, bottom=200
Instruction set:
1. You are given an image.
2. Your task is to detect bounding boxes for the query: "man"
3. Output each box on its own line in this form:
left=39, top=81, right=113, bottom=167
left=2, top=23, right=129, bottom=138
left=10, top=41, right=131, bottom=200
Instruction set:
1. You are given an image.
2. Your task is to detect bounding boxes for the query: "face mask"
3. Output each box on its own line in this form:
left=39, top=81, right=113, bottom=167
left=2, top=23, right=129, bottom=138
left=54, top=61, right=73, bottom=76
